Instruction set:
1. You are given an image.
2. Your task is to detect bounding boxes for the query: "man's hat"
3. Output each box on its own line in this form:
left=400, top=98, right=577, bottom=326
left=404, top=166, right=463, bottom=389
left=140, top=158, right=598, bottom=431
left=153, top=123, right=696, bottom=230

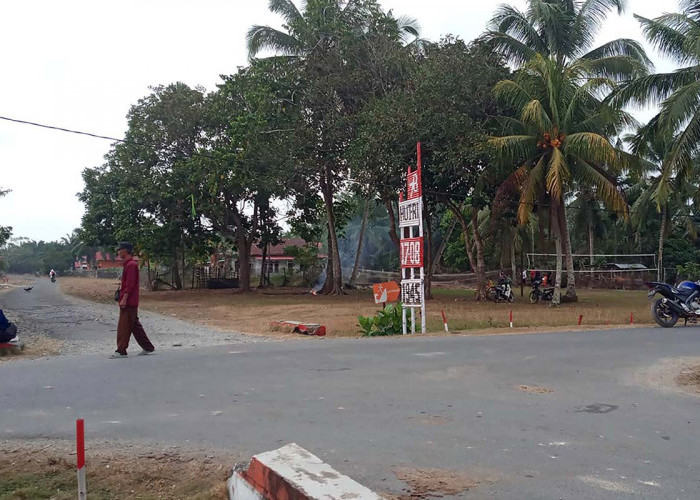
left=116, top=241, right=133, bottom=253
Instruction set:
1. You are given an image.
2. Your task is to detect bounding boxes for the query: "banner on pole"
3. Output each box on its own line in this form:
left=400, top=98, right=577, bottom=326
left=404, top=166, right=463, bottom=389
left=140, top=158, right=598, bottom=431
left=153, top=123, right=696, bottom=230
left=401, top=279, right=423, bottom=306
left=398, top=198, right=421, bottom=228
left=400, top=237, right=423, bottom=268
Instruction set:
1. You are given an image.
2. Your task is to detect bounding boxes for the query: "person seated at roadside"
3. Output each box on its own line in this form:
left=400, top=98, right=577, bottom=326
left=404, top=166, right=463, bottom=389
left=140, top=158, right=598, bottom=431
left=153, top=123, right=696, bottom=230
left=0, top=308, right=18, bottom=344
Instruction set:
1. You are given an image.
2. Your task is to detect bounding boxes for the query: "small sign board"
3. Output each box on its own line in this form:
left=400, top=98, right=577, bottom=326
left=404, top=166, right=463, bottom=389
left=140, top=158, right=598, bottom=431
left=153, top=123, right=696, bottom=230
left=401, top=279, right=423, bottom=306
left=372, top=281, right=401, bottom=304
left=407, top=168, right=421, bottom=200
left=398, top=198, right=421, bottom=228
left=400, top=237, right=423, bottom=268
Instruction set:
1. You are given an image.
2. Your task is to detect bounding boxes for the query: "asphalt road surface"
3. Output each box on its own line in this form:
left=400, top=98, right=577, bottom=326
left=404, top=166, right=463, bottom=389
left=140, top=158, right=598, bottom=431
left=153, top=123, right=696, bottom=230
left=2, top=282, right=700, bottom=498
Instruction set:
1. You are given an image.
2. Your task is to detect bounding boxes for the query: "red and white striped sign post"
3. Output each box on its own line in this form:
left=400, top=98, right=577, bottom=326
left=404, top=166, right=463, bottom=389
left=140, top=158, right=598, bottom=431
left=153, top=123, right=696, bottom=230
left=399, top=142, right=426, bottom=334
left=76, top=418, right=87, bottom=499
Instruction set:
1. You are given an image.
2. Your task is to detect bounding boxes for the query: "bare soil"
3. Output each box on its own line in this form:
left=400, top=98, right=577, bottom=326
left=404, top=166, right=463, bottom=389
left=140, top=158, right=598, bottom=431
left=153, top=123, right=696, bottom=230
left=392, top=467, right=486, bottom=499
left=675, top=364, right=700, bottom=394
left=0, top=440, right=234, bottom=499
left=630, top=357, right=700, bottom=397
left=59, top=277, right=655, bottom=338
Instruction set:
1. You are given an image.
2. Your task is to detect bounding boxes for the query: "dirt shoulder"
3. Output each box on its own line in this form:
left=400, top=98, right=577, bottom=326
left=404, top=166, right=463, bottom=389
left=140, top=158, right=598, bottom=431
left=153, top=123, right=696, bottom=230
left=0, top=438, right=236, bottom=499
left=632, top=357, right=700, bottom=397
left=59, top=276, right=656, bottom=338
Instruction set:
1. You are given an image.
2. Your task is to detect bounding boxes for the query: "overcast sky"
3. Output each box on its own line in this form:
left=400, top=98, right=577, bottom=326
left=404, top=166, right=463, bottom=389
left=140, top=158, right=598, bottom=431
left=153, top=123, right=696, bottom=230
left=0, top=0, right=674, bottom=242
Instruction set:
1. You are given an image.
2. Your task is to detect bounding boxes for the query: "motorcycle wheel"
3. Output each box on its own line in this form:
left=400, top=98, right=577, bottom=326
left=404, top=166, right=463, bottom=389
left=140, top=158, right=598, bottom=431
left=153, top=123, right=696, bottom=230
left=529, top=291, right=539, bottom=304
left=651, top=298, right=678, bottom=328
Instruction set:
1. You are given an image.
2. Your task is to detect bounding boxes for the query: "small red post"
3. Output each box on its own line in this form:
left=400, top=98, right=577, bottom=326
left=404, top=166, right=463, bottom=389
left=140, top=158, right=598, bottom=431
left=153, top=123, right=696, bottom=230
left=76, top=419, right=86, bottom=499
left=441, top=309, right=449, bottom=332
left=578, top=314, right=583, bottom=326
left=630, top=312, right=634, bottom=325
left=509, top=310, right=513, bottom=328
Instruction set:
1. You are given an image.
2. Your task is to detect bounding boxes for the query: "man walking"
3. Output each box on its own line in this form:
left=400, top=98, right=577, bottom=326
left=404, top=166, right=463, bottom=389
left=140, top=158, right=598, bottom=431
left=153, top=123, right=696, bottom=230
left=111, top=241, right=155, bottom=358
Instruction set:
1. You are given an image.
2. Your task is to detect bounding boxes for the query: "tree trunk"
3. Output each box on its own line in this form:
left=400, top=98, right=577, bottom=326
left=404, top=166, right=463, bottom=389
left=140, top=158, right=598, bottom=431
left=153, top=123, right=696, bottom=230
left=558, top=201, right=577, bottom=301
left=445, top=200, right=476, bottom=273
left=588, top=222, right=594, bottom=278
left=171, top=251, right=182, bottom=290
left=510, top=238, right=516, bottom=280
left=424, top=209, right=433, bottom=300
left=350, top=199, right=370, bottom=285
left=431, top=213, right=458, bottom=275
left=472, top=210, right=487, bottom=301
left=384, top=197, right=401, bottom=252
left=237, top=232, right=252, bottom=292
left=552, top=234, right=562, bottom=305
left=320, top=168, right=343, bottom=295
left=658, top=204, right=667, bottom=282
left=258, top=243, right=268, bottom=288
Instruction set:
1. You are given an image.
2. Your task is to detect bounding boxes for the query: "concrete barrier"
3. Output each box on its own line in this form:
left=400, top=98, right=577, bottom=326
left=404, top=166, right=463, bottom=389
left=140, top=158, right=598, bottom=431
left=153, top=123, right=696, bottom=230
left=228, top=443, right=381, bottom=500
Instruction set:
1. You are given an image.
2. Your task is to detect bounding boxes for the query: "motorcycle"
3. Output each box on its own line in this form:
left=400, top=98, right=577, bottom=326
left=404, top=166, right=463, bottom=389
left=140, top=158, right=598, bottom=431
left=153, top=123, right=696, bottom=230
left=529, top=280, right=555, bottom=303
left=487, top=278, right=515, bottom=303
left=646, top=280, right=700, bottom=327
left=50, top=275, right=56, bottom=283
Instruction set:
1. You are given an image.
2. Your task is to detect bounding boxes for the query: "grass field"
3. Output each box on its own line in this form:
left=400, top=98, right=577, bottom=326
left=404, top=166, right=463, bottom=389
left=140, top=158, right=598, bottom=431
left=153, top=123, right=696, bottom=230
left=59, top=277, right=655, bottom=337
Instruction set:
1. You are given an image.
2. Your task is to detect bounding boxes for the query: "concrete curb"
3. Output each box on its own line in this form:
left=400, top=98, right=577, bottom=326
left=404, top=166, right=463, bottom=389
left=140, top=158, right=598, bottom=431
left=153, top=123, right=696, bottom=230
left=228, top=443, right=381, bottom=499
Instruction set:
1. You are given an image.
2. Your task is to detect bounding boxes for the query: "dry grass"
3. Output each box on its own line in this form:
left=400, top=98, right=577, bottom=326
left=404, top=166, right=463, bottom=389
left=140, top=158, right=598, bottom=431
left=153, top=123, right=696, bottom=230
left=0, top=442, right=230, bottom=499
left=59, top=277, right=654, bottom=338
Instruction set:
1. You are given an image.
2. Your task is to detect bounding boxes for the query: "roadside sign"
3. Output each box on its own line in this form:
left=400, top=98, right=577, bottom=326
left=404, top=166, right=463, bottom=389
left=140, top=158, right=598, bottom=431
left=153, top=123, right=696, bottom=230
left=398, top=198, right=421, bottom=228
left=400, top=279, right=423, bottom=306
left=407, top=169, right=421, bottom=200
left=400, top=142, right=426, bottom=334
left=400, top=237, right=423, bottom=268
left=372, top=281, right=401, bottom=304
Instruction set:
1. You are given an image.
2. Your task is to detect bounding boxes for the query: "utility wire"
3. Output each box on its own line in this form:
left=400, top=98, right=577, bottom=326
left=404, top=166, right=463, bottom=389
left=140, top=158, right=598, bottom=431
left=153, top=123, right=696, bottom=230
left=1, top=114, right=697, bottom=220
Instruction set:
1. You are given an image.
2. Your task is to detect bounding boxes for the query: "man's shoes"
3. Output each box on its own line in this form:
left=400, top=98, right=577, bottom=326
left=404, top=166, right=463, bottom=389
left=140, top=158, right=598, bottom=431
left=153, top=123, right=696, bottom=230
left=138, top=349, right=155, bottom=356
left=109, top=351, right=128, bottom=359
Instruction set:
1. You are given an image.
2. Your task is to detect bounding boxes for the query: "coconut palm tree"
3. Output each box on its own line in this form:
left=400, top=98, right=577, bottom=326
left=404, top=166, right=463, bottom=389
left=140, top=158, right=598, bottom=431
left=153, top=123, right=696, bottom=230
left=626, top=122, right=700, bottom=281
left=485, top=0, right=650, bottom=300
left=490, top=54, right=641, bottom=298
left=612, top=1, right=700, bottom=196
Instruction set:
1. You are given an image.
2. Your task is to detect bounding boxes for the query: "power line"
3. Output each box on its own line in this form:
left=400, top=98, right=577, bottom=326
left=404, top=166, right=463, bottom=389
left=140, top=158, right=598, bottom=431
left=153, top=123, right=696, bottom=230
left=0, top=115, right=126, bottom=143
left=1, top=114, right=697, bottom=221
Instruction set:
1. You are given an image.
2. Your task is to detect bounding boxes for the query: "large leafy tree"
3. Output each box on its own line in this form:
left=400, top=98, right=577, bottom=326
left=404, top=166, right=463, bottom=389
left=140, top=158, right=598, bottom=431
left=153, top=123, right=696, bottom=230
left=80, top=83, right=210, bottom=289
left=248, top=0, right=419, bottom=294
left=190, top=58, right=297, bottom=292
left=485, top=0, right=650, bottom=299
left=350, top=38, right=511, bottom=299
left=612, top=1, right=700, bottom=204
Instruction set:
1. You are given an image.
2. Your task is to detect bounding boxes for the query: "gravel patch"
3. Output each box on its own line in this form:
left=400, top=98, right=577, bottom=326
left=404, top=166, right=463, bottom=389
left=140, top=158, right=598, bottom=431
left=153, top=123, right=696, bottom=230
left=3, top=286, right=273, bottom=358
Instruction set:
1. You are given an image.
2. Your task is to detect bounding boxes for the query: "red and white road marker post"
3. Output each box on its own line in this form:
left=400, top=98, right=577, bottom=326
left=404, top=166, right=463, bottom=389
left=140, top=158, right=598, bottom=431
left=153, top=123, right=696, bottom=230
left=630, top=312, right=634, bottom=325
left=441, top=309, right=449, bottom=332
left=509, top=310, right=513, bottom=328
left=76, top=418, right=87, bottom=500
left=578, top=314, right=583, bottom=326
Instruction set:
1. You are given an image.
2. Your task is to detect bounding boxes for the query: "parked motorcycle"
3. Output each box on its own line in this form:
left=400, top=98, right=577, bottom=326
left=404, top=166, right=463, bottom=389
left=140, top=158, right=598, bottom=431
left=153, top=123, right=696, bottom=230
left=646, top=280, right=700, bottom=327
left=529, top=280, right=555, bottom=303
left=487, top=279, right=515, bottom=303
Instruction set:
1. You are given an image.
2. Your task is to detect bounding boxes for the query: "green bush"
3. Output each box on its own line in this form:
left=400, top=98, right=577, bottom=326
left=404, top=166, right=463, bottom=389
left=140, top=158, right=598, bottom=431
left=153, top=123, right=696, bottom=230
left=357, top=303, right=410, bottom=336
left=676, top=261, right=700, bottom=281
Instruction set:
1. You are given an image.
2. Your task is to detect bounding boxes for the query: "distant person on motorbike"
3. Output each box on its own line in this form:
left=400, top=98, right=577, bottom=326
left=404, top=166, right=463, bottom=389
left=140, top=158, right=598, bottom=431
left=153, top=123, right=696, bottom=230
left=49, top=269, right=56, bottom=280
left=498, top=270, right=512, bottom=294
left=0, top=309, right=18, bottom=344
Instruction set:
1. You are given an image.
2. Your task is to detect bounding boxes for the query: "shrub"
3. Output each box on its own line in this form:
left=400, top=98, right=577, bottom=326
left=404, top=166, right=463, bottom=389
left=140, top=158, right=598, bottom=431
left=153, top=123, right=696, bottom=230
left=357, top=303, right=410, bottom=336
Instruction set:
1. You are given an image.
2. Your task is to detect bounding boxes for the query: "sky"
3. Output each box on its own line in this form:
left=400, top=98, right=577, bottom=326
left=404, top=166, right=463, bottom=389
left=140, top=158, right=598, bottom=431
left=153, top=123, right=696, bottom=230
left=0, top=0, right=676, bottom=242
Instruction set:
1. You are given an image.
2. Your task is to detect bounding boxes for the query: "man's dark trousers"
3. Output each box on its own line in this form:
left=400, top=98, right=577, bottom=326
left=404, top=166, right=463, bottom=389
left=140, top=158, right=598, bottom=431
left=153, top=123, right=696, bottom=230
left=117, top=306, right=154, bottom=354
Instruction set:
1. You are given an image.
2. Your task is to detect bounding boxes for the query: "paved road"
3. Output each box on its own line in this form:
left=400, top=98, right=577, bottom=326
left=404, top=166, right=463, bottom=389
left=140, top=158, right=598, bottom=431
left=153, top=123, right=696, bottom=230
left=2, top=284, right=700, bottom=498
